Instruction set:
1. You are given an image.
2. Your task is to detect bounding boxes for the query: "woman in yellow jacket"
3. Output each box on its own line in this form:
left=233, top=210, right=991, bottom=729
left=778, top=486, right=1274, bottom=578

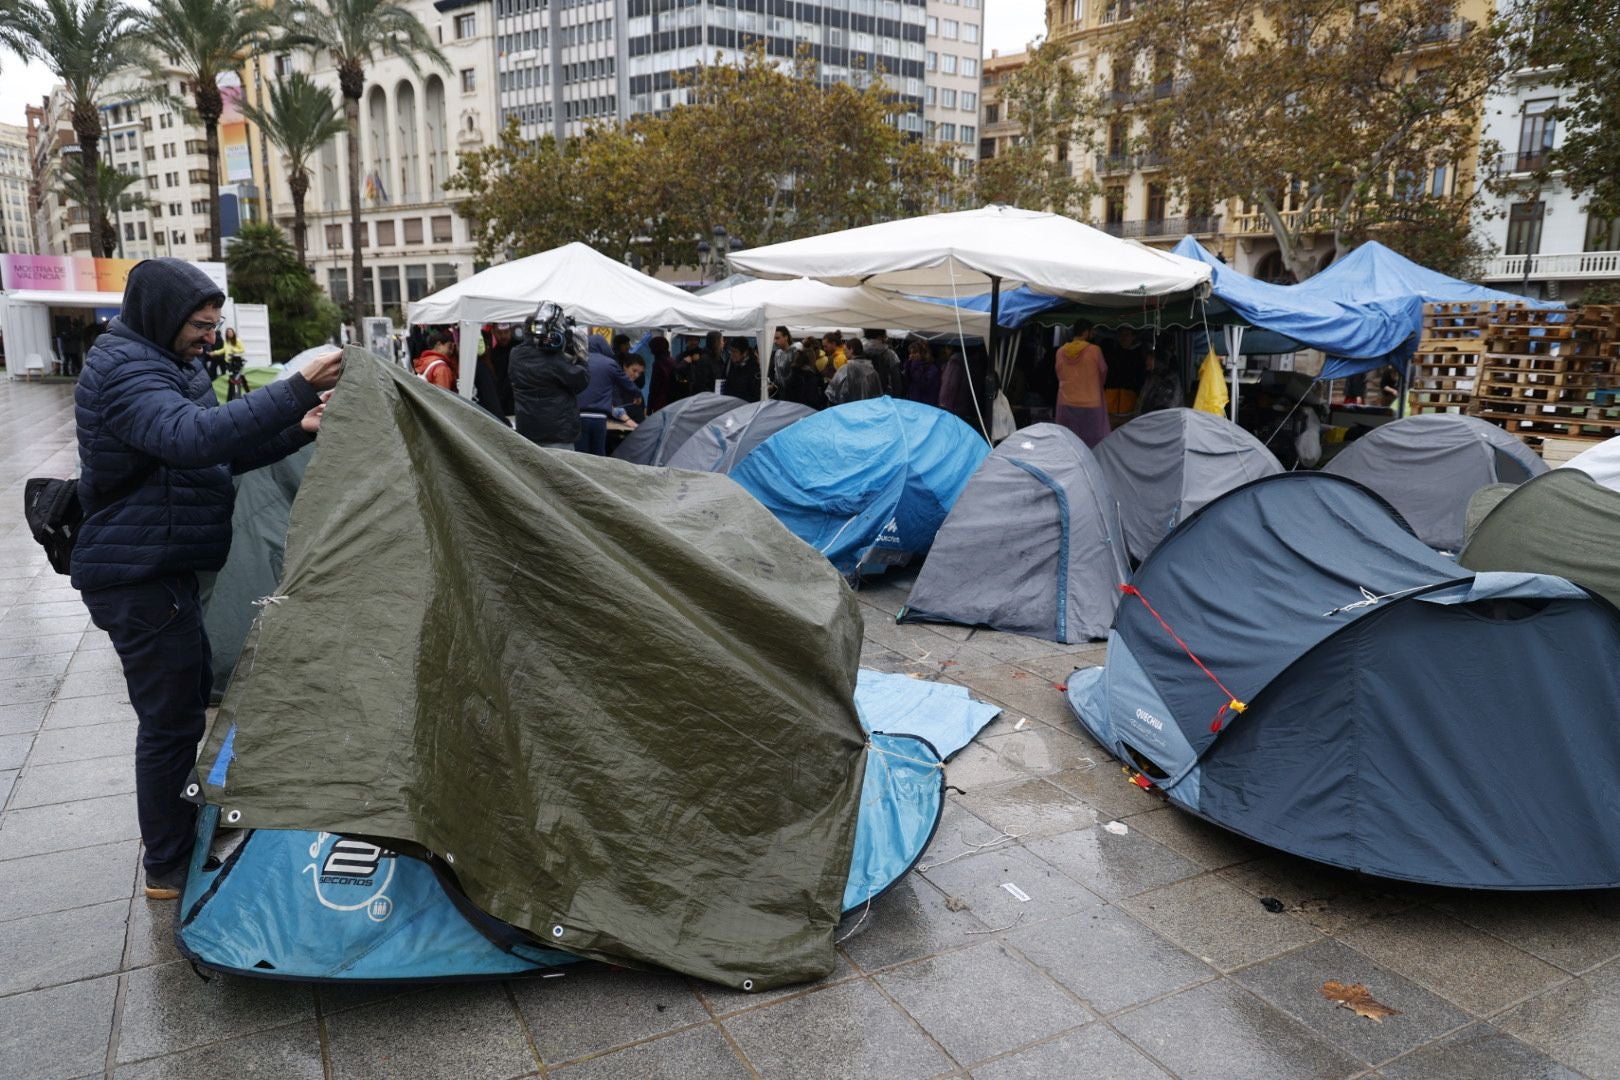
left=205, top=326, right=246, bottom=380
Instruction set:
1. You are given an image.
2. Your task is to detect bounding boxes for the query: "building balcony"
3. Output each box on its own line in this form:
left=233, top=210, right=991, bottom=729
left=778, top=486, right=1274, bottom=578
left=1101, top=215, right=1220, bottom=239
left=1229, top=207, right=1337, bottom=235
left=1481, top=250, right=1620, bottom=282
left=1491, top=150, right=1555, bottom=177
left=1095, top=152, right=1134, bottom=175
left=1413, top=21, right=1470, bottom=47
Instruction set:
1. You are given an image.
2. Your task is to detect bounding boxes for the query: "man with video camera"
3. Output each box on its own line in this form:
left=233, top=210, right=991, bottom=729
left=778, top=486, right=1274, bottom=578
left=509, top=301, right=589, bottom=450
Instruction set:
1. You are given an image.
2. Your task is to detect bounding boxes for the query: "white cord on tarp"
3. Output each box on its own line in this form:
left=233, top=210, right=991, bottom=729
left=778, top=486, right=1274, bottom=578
left=252, top=595, right=288, bottom=607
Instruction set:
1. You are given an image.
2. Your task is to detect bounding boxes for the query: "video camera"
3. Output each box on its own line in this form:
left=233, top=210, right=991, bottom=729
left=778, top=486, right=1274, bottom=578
left=524, top=300, right=576, bottom=352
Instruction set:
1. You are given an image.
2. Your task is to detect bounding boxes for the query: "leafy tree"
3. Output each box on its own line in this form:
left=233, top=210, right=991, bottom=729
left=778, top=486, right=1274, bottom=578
left=132, top=0, right=276, bottom=261
left=60, top=158, right=147, bottom=257
left=1503, top=0, right=1620, bottom=220
left=278, top=0, right=447, bottom=332
left=1119, top=0, right=1504, bottom=281
left=974, top=39, right=1099, bottom=215
left=238, top=72, right=347, bottom=267
left=3, top=0, right=142, bottom=257
left=450, top=46, right=963, bottom=267
left=224, top=221, right=341, bottom=360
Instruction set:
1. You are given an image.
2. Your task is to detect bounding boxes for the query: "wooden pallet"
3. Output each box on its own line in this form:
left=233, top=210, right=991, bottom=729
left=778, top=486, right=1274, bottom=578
left=1539, top=435, right=1607, bottom=466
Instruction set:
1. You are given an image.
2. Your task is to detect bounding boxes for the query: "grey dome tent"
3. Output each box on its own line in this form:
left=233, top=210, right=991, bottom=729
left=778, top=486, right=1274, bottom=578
left=1093, top=408, right=1282, bottom=564
left=664, top=399, right=815, bottom=474
left=1462, top=468, right=1620, bottom=610
left=899, top=423, right=1128, bottom=642
left=1067, top=471, right=1620, bottom=889
left=1322, top=413, right=1546, bottom=550
left=611, top=392, right=743, bottom=466
left=199, top=445, right=311, bottom=694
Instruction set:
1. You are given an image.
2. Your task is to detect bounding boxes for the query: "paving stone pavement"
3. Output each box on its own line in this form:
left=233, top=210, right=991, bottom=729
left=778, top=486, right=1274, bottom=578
left=2, top=376, right=1617, bottom=1079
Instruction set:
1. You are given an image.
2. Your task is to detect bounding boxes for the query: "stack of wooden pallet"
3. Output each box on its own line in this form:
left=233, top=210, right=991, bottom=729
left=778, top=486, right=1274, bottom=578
left=1408, top=300, right=1526, bottom=416
left=1468, top=305, right=1620, bottom=454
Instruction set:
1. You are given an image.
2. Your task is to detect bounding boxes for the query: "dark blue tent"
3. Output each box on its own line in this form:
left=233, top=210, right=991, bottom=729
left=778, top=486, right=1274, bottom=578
left=1066, top=472, right=1620, bottom=889
left=731, top=398, right=988, bottom=579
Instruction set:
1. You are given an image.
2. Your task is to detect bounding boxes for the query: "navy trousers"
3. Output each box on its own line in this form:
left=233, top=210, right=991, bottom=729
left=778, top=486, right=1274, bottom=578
left=575, top=414, right=608, bottom=455
left=81, top=573, right=211, bottom=877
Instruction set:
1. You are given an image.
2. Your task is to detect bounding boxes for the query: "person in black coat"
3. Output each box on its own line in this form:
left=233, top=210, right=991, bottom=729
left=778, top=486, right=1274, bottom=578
left=509, top=328, right=589, bottom=448
left=72, top=257, right=341, bottom=900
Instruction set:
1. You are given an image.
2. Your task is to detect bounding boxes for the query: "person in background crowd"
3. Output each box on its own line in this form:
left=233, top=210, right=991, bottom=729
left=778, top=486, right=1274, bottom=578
left=1054, top=321, right=1111, bottom=447
left=205, top=326, right=245, bottom=380
left=675, top=342, right=718, bottom=398
left=576, top=335, right=641, bottom=453
left=770, top=326, right=795, bottom=390
left=802, top=334, right=830, bottom=379
left=510, top=317, right=589, bottom=449
left=723, top=337, right=761, bottom=401
left=822, top=331, right=848, bottom=371
left=702, top=331, right=726, bottom=385
left=782, top=340, right=828, bottom=409
left=903, top=337, right=941, bottom=407
left=1135, top=349, right=1184, bottom=413
left=826, top=345, right=883, bottom=405
left=862, top=329, right=902, bottom=397
left=413, top=330, right=457, bottom=390
left=1103, top=325, right=1147, bottom=415
left=71, top=257, right=340, bottom=900
left=484, top=323, right=517, bottom=417
left=940, top=345, right=993, bottom=438
left=647, top=335, right=676, bottom=412
left=612, top=334, right=646, bottom=422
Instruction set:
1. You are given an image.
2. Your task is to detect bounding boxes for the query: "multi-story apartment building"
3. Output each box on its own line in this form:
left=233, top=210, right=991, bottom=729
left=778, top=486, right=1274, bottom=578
left=921, top=0, right=983, bottom=171
left=251, top=0, right=499, bottom=322
left=1043, top=0, right=1491, bottom=281
left=976, top=49, right=1024, bottom=164
left=495, top=1, right=955, bottom=147
left=0, top=124, right=36, bottom=255
left=25, top=70, right=254, bottom=262
left=1476, top=68, right=1620, bottom=301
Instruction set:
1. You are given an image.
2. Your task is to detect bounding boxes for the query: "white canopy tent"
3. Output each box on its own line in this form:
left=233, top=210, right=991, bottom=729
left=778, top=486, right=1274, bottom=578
left=406, top=242, right=760, bottom=397
left=691, top=275, right=993, bottom=349
left=727, top=206, right=1213, bottom=430
left=727, top=205, right=1212, bottom=303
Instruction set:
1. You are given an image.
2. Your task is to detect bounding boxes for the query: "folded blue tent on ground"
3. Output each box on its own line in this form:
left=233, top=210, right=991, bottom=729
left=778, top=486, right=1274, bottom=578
left=178, top=673, right=1000, bottom=981
left=1067, top=471, right=1620, bottom=889
left=731, top=398, right=989, bottom=579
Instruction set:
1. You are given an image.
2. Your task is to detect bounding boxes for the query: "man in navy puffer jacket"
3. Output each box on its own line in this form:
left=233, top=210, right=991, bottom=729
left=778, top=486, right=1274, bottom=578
left=73, top=258, right=342, bottom=900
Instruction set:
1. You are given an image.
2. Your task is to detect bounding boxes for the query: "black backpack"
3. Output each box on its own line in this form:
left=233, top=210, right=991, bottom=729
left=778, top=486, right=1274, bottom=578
left=24, top=468, right=154, bottom=576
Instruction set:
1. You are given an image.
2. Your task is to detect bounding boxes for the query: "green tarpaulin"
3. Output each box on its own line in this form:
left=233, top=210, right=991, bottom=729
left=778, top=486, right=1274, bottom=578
left=1460, top=468, right=1620, bottom=610
left=199, top=349, right=869, bottom=989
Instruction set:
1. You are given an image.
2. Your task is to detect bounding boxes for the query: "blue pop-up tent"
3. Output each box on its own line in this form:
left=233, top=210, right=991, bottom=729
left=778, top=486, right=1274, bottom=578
left=731, top=398, right=988, bottom=579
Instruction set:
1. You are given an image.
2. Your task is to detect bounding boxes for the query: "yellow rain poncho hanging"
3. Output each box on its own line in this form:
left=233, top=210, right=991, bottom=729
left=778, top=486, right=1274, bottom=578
left=1193, top=348, right=1229, bottom=415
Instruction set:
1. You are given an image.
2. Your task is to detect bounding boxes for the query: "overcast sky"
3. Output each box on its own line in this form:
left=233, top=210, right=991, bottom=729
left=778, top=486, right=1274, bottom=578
left=2, top=1, right=1051, bottom=131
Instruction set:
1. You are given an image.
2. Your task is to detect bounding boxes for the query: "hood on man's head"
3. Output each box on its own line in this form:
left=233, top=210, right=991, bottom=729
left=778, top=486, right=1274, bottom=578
left=118, top=258, right=226, bottom=353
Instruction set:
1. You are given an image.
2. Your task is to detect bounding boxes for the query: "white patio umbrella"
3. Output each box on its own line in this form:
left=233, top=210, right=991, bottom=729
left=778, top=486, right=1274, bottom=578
left=407, top=242, right=758, bottom=397
left=693, top=276, right=993, bottom=342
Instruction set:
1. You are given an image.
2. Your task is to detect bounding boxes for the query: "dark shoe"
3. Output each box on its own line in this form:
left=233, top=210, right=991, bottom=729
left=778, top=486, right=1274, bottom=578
left=144, top=867, right=187, bottom=900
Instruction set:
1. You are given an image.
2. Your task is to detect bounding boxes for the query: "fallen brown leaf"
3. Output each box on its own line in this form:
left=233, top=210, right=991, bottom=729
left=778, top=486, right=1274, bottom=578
left=944, top=895, right=970, bottom=912
left=1320, top=980, right=1400, bottom=1023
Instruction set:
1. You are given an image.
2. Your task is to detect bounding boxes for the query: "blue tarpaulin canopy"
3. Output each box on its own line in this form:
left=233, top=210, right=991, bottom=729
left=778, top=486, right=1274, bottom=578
left=1171, top=238, right=1558, bottom=380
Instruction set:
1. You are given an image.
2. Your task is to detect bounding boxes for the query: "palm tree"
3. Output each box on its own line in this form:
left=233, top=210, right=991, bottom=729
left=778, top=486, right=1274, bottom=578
left=238, top=72, right=346, bottom=268
left=4, top=0, right=142, bottom=258
left=132, top=0, right=275, bottom=262
left=60, top=157, right=147, bottom=256
left=279, top=0, right=447, bottom=333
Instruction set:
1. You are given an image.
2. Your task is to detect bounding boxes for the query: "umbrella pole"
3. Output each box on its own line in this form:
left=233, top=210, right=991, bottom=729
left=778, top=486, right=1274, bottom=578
left=984, top=277, right=1000, bottom=441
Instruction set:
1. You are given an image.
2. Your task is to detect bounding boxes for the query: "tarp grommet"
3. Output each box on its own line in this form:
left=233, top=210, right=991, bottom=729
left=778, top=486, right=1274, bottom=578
left=184, top=783, right=199, bottom=798
left=225, top=809, right=242, bottom=824
left=742, top=979, right=755, bottom=991
left=445, top=852, right=455, bottom=865
left=551, top=925, right=565, bottom=938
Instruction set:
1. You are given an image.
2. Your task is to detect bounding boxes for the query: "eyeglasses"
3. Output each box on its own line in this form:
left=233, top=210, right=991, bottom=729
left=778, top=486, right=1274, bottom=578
left=186, top=317, right=227, bottom=333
